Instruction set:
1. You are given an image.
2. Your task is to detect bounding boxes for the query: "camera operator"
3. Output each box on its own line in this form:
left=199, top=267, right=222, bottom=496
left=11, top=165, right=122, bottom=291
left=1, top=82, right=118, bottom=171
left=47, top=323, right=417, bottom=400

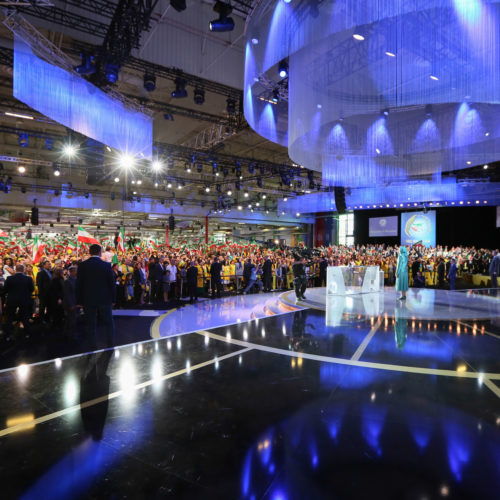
left=292, top=254, right=307, bottom=300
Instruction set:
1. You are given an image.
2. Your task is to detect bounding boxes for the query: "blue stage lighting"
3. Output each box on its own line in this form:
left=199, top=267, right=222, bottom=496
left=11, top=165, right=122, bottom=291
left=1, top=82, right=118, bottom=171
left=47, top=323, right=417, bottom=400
left=18, top=133, right=28, bottom=147
left=143, top=73, right=156, bottom=92
left=104, top=63, right=120, bottom=83
left=74, top=54, right=95, bottom=75
left=278, top=60, right=288, bottom=78
left=172, top=78, right=187, bottom=98
left=209, top=1, right=234, bottom=32
left=272, top=88, right=280, bottom=103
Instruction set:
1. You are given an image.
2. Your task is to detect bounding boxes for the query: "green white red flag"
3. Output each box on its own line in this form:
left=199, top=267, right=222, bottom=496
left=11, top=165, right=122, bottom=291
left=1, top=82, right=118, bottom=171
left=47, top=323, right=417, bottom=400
left=32, top=236, right=46, bottom=264
left=0, top=230, right=8, bottom=238
left=117, top=226, right=125, bottom=253
left=77, top=226, right=100, bottom=246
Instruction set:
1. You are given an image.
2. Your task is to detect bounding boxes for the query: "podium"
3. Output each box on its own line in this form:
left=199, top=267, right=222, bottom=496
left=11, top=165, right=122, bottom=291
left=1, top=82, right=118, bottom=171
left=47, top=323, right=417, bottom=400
left=326, top=266, right=383, bottom=295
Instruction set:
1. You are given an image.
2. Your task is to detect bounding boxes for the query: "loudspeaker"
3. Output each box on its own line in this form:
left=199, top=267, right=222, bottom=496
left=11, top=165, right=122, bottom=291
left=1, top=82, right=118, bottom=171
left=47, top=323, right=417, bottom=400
left=334, top=186, right=346, bottom=214
left=168, top=215, right=175, bottom=231
left=31, top=207, right=39, bottom=225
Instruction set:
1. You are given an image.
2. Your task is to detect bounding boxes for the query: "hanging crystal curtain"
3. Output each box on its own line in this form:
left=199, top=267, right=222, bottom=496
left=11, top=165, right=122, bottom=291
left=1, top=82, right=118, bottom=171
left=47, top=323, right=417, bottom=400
left=245, top=0, right=500, bottom=187
left=13, top=36, right=153, bottom=159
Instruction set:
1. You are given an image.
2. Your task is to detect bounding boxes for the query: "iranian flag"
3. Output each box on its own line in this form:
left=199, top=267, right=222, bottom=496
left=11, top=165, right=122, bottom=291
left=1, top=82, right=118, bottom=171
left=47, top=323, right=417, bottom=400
left=77, top=226, right=100, bottom=245
left=117, top=226, right=125, bottom=253
left=32, top=236, right=46, bottom=264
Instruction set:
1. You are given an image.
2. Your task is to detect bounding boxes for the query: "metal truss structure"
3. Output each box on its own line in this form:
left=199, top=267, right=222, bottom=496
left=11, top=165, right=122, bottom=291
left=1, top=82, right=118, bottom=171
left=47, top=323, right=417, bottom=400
left=94, top=0, right=159, bottom=84
left=1, top=10, right=152, bottom=115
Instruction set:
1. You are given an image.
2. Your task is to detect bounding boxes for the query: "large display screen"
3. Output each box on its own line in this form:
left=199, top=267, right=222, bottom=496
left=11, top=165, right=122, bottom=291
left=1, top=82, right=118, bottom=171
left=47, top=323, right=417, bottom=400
left=369, top=216, right=398, bottom=237
left=401, top=211, right=436, bottom=247
left=497, top=206, right=500, bottom=228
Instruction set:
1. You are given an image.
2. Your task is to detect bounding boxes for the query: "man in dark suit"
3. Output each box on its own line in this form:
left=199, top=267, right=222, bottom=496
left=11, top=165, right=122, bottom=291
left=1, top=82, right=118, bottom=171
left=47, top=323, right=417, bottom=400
left=76, top=244, right=116, bottom=350
left=437, top=258, right=445, bottom=288
left=319, top=255, right=328, bottom=287
left=210, top=256, right=223, bottom=299
left=262, top=255, right=273, bottom=292
left=63, top=265, right=78, bottom=335
left=243, top=259, right=254, bottom=290
left=4, top=264, right=34, bottom=337
left=186, top=261, right=198, bottom=304
left=36, top=259, right=51, bottom=321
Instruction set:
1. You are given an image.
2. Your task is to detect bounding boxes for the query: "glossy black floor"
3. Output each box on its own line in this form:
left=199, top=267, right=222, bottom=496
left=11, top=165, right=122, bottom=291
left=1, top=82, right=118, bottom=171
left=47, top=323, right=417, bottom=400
left=0, top=304, right=499, bottom=499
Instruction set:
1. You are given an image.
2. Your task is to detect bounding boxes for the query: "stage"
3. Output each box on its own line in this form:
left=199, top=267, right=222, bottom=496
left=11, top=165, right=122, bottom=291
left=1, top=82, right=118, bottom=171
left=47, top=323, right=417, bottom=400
left=0, top=288, right=499, bottom=498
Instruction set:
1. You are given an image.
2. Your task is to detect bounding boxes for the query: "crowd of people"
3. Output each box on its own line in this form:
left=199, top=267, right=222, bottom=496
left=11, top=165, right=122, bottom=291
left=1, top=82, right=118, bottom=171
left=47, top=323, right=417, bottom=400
left=0, top=241, right=498, bottom=340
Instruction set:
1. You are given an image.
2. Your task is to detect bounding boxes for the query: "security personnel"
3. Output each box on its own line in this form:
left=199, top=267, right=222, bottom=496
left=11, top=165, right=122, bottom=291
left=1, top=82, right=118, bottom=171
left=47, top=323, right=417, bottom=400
left=292, top=254, right=307, bottom=300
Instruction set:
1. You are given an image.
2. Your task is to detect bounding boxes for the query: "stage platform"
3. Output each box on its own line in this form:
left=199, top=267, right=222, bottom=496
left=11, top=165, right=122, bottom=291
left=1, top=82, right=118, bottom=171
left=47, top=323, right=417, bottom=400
left=0, top=288, right=499, bottom=498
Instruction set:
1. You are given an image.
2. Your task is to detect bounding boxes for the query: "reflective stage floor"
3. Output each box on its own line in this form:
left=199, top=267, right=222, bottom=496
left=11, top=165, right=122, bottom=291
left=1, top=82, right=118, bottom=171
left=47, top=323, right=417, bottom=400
left=0, top=289, right=499, bottom=499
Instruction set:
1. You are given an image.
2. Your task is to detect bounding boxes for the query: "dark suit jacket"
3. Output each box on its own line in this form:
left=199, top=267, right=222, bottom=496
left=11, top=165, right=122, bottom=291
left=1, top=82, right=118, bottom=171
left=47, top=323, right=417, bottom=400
left=210, top=261, right=223, bottom=281
left=262, top=259, right=272, bottom=276
left=4, top=273, right=34, bottom=307
left=76, top=257, right=116, bottom=307
left=186, top=266, right=198, bottom=285
left=243, top=262, right=254, bottom=281
left=36, top=269, right=51, bottom=298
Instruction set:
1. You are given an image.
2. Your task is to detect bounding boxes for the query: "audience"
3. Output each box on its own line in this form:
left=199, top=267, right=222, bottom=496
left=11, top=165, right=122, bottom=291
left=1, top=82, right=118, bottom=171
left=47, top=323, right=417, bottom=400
left=0, top=240, right=498, bottom=340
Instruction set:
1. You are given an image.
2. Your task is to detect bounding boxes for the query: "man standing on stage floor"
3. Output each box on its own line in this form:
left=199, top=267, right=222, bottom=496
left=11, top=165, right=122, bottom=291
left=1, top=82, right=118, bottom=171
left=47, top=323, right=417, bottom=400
left=186, top=261, right=198, bottom=304
left=262, top=254, right=273, bottom=292
left=489, top=250, right=500, bottom=288
left=4, top=263, right=34, bottom=338
left=319, top=254, right=328, bottom=286
left=292, top=254, right=307, bottom=301
left=210, top=255, right=223, bottom=299
left=36, top=259, right=51, bottom=322
left=447, top=258, right=457, bottom=291
left=76, top=244, right=116, bottom=350
left=437, top=258, right=445, bottom=288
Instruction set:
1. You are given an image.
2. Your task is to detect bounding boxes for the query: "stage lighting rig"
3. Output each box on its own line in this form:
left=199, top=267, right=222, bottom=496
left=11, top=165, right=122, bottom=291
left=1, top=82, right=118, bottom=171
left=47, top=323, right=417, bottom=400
left=144, top=73, right=156, bottom=92
left=172, top=78, right=188, bottom=98
left=75, top=53, right=96, bottom=75
left=170, top=0, right=186, bottom=12
left=194, top=88, right=205, bottom=105
left=209, top=1, right=235, bottom=32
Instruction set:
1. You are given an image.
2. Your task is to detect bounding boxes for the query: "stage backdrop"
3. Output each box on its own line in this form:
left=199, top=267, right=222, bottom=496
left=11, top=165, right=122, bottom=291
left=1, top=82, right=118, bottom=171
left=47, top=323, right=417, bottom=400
left=369, top=216, right=398, bottom=237
left=401, top=211, right=436, bottom=247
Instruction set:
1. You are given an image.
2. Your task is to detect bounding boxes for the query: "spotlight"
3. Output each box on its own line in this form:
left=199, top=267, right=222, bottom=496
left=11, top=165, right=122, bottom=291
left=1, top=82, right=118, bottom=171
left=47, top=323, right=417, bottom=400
left=382, top=108, right=390, bottom=116
left=425, top=104, right=432, bottom=117
left=227, top=190, right=232, bottom=196
left=18, top=134, right=29, bottom=147
left=104, top=62, right=120, bottom=83
left=170, top=0, right=186, bottom=11
left=84, top=193, right=89, bottom=199
left=194, top=88, right=205, bottom=105
left=209, top=1, right=234, bottom=32
left=119, top=153, right=135, bottom=170
left=262, top=194, right=266, bottom=199
left=385, top=51, right=396, bottom=57
left=244, top=191, right=249, bottom=198
left=353, top=33, right=365, bottom=41
left=251, top=37, right=259, bottom=45
left=272, top=88, right=280, bottom=103
left=430, top=75, right=439, bottom=81
left=143, top=73, right=156, bottom=92
left=483, top=164, right=489, bottom=169
left=75, top=53, right=95, bottom=75
left=205, top=186, right=210, bottom=193
left=53, top=166, right=61, bottom=177
left=152, top=160, right=162, bottom=172
left=172, top=78, right=187, bottom=98
left=17, top=165, right=26, bottom=174
left=278, top=59, right=288, bottom=78
left=63, top=143, right=77, bottom=157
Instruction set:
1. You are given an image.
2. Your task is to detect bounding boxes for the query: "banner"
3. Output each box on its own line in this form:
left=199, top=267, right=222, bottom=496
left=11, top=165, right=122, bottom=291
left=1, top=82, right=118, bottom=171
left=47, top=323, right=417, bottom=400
left=401, top=211, right=436, bottom=247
